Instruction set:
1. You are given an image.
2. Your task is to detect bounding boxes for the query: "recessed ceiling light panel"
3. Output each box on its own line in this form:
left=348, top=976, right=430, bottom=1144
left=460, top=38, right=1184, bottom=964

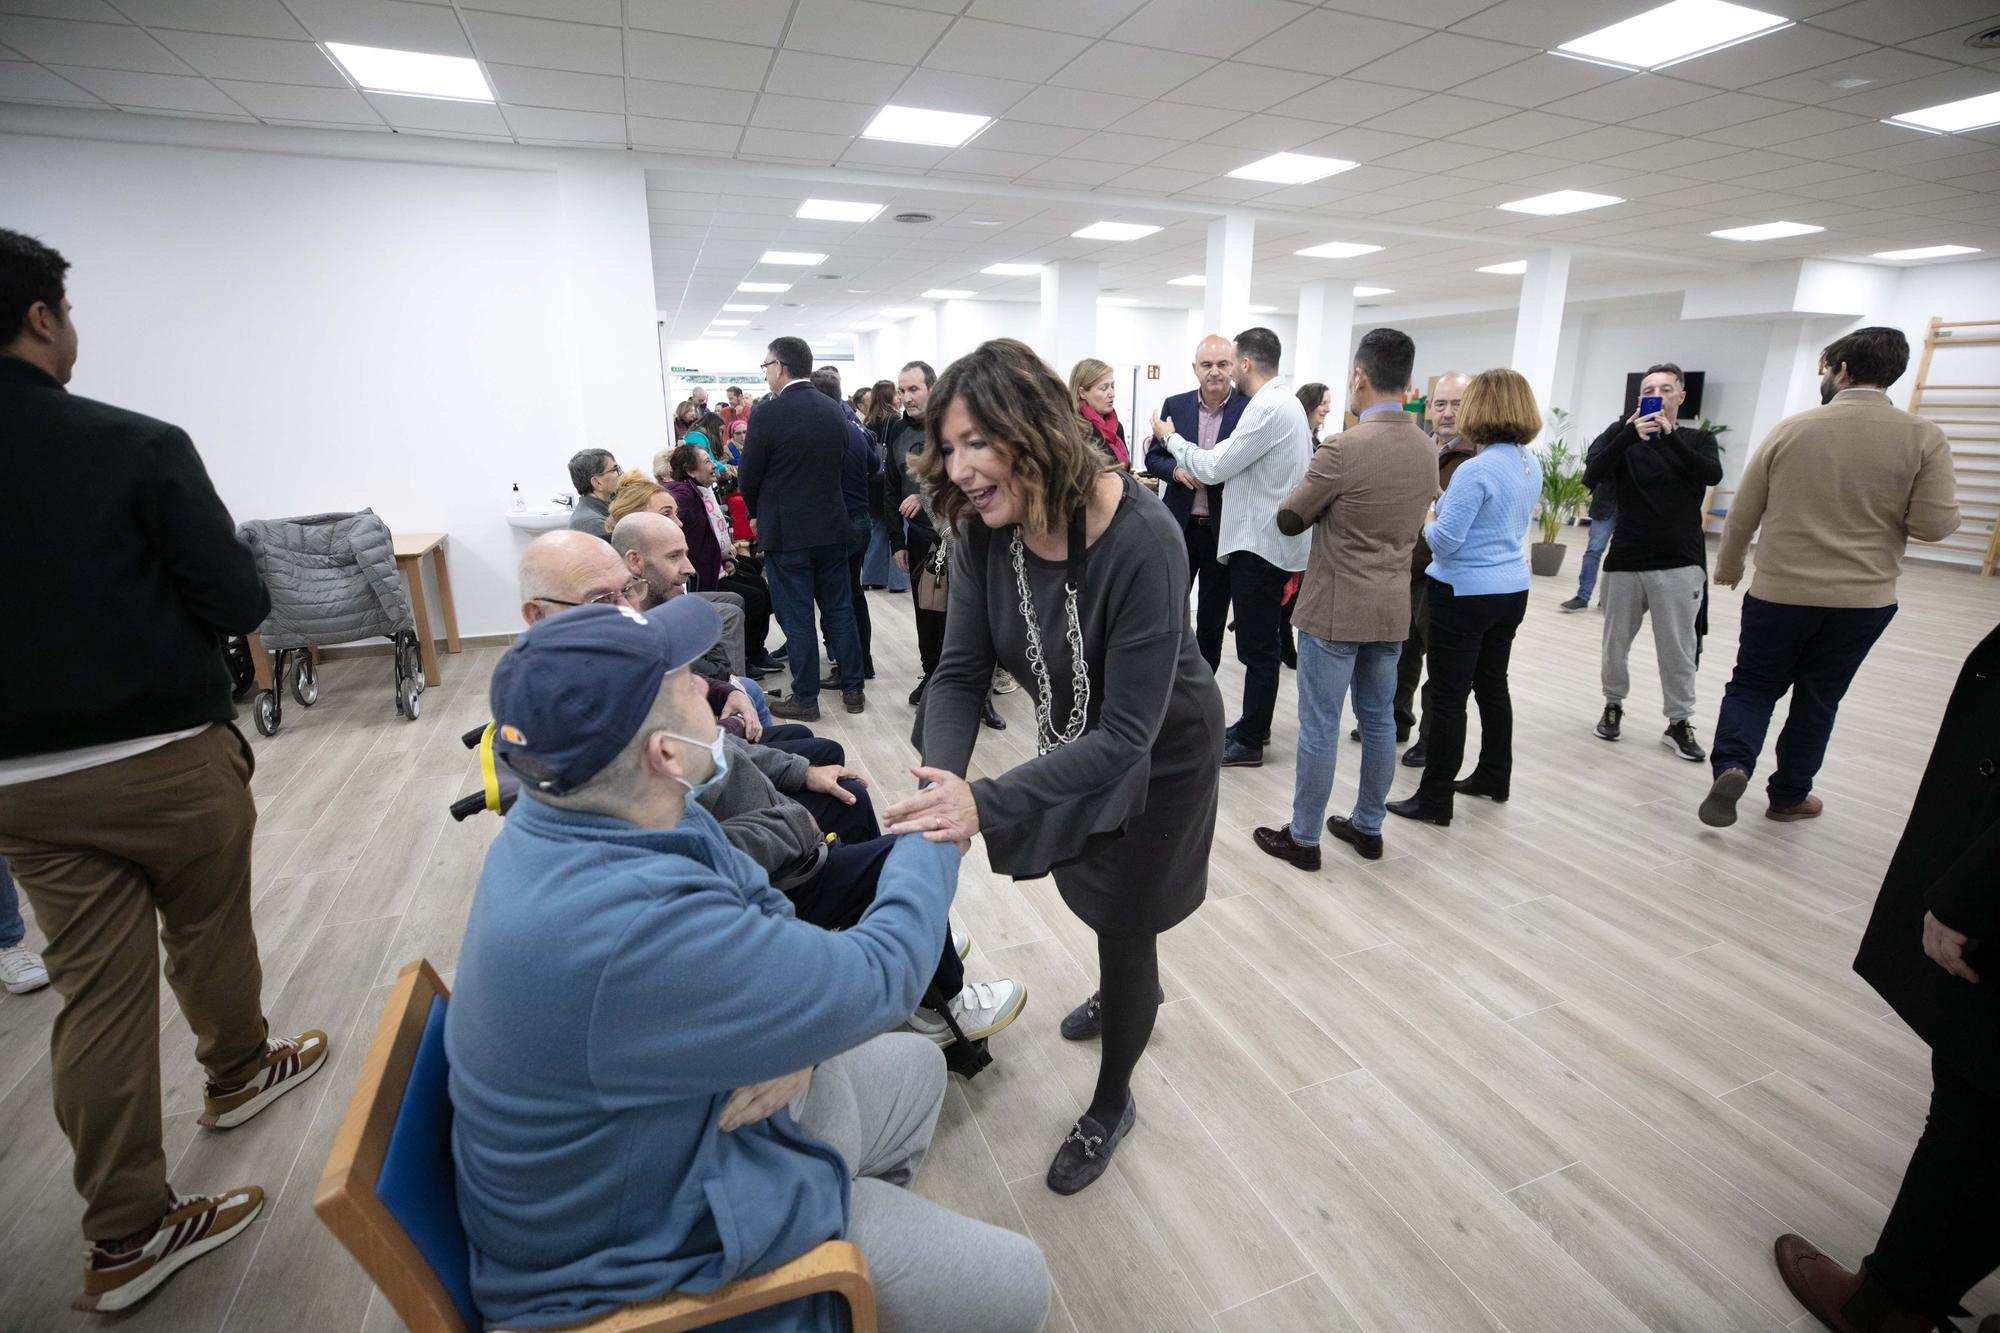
left=1871, top=244, right=1980, bottom=260
left=709, top=318, right=749, bottom=326
left=1227, top=151, right=1357, bottom=184
left=1709, top=220, right=1823, bottom=241
left=1247, top=304, right=1278, bottom=314
left=760, top=250, right=826, bottom=266
left=1555, top=0, right=1790, bottom=71
left=982, top=262, right=1043, bottom=275
left=1477, top=260, right=1529, bottom=275
left=1295, top=241, right=1384, bottom=259
left=796, top=198, right=883, bottom=222
left=738, top=281, right=792, bottom=292
left=922, top=288, right=976, bottom=298
left=1168, top=274, right=1206, bottom=287
left=322, top=42, right=493, bottom=101
left=861, top=104, right=992, bottom=147
left=1353, top=285, right=1395, bottom=297
left=1499, top=189, right=1624, bottom=215
left=1073, top=221, right=1164, bottom=241
left=1886, top=90, right=2000, bottom=133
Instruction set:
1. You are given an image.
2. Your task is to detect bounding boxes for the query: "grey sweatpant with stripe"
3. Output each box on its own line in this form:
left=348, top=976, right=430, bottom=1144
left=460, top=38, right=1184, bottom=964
left=1601, top=565, right=1705, bottom=722
left=793, top=1033, right=1051, bottom=1333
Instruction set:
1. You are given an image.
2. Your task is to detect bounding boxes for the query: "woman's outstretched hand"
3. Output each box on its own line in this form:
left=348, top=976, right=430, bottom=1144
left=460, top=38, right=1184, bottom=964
left=884, top=766, right=980, bottom=847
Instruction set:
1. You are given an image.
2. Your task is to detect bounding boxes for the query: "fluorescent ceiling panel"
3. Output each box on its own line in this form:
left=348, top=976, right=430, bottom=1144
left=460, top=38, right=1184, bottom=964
left=1354, top=285, right=1395, bottom=297
left=1227, top=151, right=1356, bottom=184
left=721, top=303, right=768, bottom=312
left=1477, top=260, right=1529, bottom=274
left=760, top=250, right=826, bottom=265
left=1499, top=189, right=1623, bottom=215
left=922, top=288, right=976, bottom=298
left=861, top=104, right=991, bottom=147
left=738, top=281, right=792, bottom=292
left=1073, top=222, right=1163, bottom=241
left=1886, top=91, right=2000, bottom=134
left=1295, top=240, right=1384, bottom=259
left=1168, top=274, right=1206, bottom=287
left=1871, top=244, right=1980, bottom=260
left=709, top=318, right=749, bottom=326
left=322, top=42, right=491, bottom=101
left=1709, top=220, right=1822, bottom=241
left=796, top=198, right=883, bottom=222
left=982, top=262, right=1042, bottom=275
left=1555, top=0, right=1790, bottom=71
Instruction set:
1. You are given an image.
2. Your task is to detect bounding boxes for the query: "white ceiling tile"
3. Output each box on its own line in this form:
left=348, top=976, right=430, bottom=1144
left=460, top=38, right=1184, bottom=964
left=116, top=0, right=308, bottom=39
left=0, top=2, right=125, bottom=21
left=461, top=11, right=619, bottom=76
left=626, top=78, right=755, bottom=124
left=1811, top=0, right=2000, bottom=43
left=1295, top=124, right=1429, bottom=160
left=463, top=0, right=621, bottom=21
left=1826, top=66, right=2000, bottom=118
left=1150, top=141, right=1257, bottom=173
left=1447, top=0, right=1645, bottom=47
left=1897, top=15, right=2000, bottom=65
left=739, top=125, right=852, bottom=159
left=150, top=30, right=343, bottom=85
left=1450, top=52, right=1625, bottom=108
left=1005, top=85, right=1146, bottom=129
left=971, top=118, right=1089, bottom=154
left=204, top=75, right=377, bottom=119
left=1019, top=156, right=1124, bottom=184
left=1537, top=124, right=1675, bottom=161
left=750, top=93, right=874, bottom=136
left=1373, top=139, right=1491, bottom=173
left=926, top=18, right=1088, bottom=83
left=761, top=49, right=904, bottom=103
left=1047, top=41, right=1211, bottom=100
left=1638, top=91, right=1800, bottom=136
left=1285, top=76, right=1428, bottom=126
left=626, top=30, right=771, bottom=89
left=1673, top=147, right=1813, bottom=180
left=1107, top=100, right=1241, bottom=140
left=1669, top=23, right=1876, bottom=91
left=1538, top=73, right=1709, bottom=123
left=1105, top=0, right=1308, bottom=56
left=1699, top=105, right=1873, bottom=147
left=939, top=145, right=1050, bottom=176
left=1202, top=113, right=1345, bottom=152
left=0, top=16, right=191, bottom=73
left=1359, top=31, right=1540, bottom=86
left=1231, top=10, right=1429, bottom=75
left=1448, top=109, right=1597, bottom=150
left=487, top=63, right=623, bottom=113
left=369, top=90, right=509, bottom=134
left=891, top=66, right=1033, bottom=117
left=286, top=0, right=473, bottom=55
left=1070, top=129, right=1181, bottom=165
left=1318, top=0, right=1493, bottom=24
left=839, top=137, right=951, bottom=169
left=963, top=0, right=1146, bottom=37
left=1778, top=120, right=1937, bottom=157
left=784, top=0, right=952, bottom=63
left=626, top=0, right=791, bottom=43
left=1362, top=92, right=1515, bottom=137
left=505, top=104, right=626, bottom=142
left=1107, top=164, right=1214, bottom=193
left=1744, top=48, right=1956, bottom=103
left=0, top=59, right=100, bottom=102
left=1178, top=61, right=1324, bottom=113
left=1450, top=150, right=1567, bottom=180
left=630, top=114, right=744, bottom=153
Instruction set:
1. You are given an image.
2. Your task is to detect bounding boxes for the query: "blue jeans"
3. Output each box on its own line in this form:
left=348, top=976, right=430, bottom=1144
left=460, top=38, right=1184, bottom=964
left=861, top=513, right=910, bottom=591
left=1290, top=634, right=1401, bottom=842
left=0, top=857, right=22, bottom=948
left=736, top=676, right=776, bottom=729
left=1712, top=594, right=1896, bottom=806
left=766, top=544, right=864, bottom=707
left=1576, top=513, right=1615, bottom=601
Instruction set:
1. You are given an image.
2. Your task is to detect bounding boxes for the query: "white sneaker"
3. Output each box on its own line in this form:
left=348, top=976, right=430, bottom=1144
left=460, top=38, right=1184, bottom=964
left=907, top=978, right=1026, bottom=1045
left=952, top=925, right=972, bottom=960
left=0, top=944, right=49, bottom=995
left=991, top=669, right=1018, bottom=695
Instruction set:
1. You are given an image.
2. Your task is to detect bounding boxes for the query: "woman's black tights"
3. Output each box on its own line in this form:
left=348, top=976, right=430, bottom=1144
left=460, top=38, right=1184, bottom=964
left=1087, top=932, right=1160, bottom=1128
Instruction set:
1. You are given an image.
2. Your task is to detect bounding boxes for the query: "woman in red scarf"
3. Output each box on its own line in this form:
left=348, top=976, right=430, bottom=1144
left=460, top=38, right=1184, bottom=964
left=1070, top=358, right=1128, bottom=468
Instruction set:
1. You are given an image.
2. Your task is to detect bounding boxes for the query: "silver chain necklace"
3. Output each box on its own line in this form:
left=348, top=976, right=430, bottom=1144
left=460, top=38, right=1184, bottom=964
left=1008, top=526, right=1091, bottom=755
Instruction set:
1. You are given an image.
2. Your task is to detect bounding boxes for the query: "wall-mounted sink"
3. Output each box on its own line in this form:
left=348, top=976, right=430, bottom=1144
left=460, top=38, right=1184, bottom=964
left=507, top=506, right=574, bottom=532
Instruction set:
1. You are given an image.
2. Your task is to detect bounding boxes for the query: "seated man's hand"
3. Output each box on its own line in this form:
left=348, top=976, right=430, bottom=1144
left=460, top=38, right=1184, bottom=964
left=721, top=687, right=762, bottom=742
left=719, top=1067, right=811, bottom=1132
left=884, top=767, right=981, bottom=844
left=805, top=764, right=866, bottom=803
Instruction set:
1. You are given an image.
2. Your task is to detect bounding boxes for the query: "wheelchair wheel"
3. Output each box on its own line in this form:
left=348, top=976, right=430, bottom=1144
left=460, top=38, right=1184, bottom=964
left=399, top=635, right=426, bottom=694
left=398, top=677, right=421, bottom=721
left=252, top=690, right=280, bottom=737
left=289, top=656, right=319, bottom=708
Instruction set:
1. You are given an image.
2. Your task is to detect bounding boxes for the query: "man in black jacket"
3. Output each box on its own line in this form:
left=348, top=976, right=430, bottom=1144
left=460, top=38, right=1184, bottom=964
left=740, top=336, right=865, bottom=720
left=1581, top=363, right=1722, bottom=762
left=0, top=229, right=326, bottom=1314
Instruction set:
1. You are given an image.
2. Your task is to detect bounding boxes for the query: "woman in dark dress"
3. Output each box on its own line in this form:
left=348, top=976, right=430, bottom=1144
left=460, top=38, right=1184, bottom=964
left=883, top=339, right=1224, bottom=1195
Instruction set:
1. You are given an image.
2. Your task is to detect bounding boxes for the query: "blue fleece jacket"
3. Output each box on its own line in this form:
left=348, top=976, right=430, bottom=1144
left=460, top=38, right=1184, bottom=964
left=445, top=795, right=955, bottom=1331
left=1423, top=441, right=1536, bottom=596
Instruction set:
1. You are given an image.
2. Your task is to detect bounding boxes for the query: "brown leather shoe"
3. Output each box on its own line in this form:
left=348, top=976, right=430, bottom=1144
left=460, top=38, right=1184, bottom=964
left=1772, top=1234, right=1931, bottom=1332
left=1767, top=794, right=1824, bottom=822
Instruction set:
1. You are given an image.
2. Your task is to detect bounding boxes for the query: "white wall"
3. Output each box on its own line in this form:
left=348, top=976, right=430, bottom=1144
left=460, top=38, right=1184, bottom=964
left=2, top=128, right=672, bottom=640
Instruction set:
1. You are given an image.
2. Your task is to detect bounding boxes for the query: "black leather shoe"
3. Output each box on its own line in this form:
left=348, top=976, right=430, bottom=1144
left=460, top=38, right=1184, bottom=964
left=1452, top=774, right=1509, bottom=803
left=1221, top=739, right=1263, bottom=767
left=842, top=690, right=865, bottom=715
left=1058, top=985, right=1165, bottom=1042
left=1253, top=825, right=1320, bottom=870
left=980, top=697, right=1006, bottom=730
left=1047, top=1095, right=1136, bottom=1196
left=907, top=677, right=926, bottom=706
left=769, top=698, right=819, bottom=722
left=1385, top=796, right=1450, bottom=827
left=1400, top=740, right=1427, bottom=768
left=1325, top=815, right=1383, bottom=860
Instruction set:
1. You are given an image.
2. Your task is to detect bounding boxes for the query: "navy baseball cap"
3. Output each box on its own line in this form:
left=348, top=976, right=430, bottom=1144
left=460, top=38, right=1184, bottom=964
left=489, top=597, right=721, bottom=795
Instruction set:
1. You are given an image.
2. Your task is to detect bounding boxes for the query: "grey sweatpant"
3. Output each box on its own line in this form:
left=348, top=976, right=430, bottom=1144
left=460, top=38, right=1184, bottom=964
left=1600, top=565, right=1705, bottom=722
left=694, top=590, right=746, bottom=676
left=794, top=1033, right=1051, bottom=1333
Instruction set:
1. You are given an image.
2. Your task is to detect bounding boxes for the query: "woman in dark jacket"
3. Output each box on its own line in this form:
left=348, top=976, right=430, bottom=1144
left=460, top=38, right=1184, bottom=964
left=1774, top=621, right=1998, bottom=1332
left=660, top=443, right=776, bottom=672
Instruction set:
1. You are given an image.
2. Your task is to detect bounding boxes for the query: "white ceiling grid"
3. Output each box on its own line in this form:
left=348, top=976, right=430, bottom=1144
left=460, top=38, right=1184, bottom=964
left=0, top=0, right=1996, bottom=338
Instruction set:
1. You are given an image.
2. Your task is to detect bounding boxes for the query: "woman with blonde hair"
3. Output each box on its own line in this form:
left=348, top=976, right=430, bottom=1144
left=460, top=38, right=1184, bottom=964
left=603, top=469, right=674, bottom=535
left=884, top=338, right=1223, bottom=1196
left=1069, top=357, right=1128, bottom=467
left=1387, top=368, right=1540, bottom=827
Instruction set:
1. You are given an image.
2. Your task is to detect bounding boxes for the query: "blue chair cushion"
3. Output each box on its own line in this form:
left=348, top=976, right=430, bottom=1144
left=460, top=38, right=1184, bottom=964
left=376, top=995, right=482, bottom=1332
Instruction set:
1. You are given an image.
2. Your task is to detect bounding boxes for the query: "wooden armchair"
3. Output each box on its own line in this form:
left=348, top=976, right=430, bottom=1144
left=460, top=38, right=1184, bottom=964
left=314, top=959, right=876, bottom=1333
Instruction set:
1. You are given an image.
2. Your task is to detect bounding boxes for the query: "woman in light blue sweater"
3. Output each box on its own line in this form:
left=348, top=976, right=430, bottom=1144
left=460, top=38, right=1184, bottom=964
left=1388, top=368, right=1541, bottom=825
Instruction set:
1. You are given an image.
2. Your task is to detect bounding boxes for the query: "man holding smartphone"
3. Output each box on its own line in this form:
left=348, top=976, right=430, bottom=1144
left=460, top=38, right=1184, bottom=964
left=1581, top=363, right=1723, bottom=760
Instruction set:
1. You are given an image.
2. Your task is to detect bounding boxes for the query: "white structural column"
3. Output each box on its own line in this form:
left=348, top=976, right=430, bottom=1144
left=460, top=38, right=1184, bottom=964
left=1040, top=260, right=1100, bottom=379
left=555, top=156, right=669, bottom=460
left=1293, top=279, right=1356, bottom=383
left=1510, top=247, right=1571, bottom=420
left=1739, top=317, right=1833, bottom=487
left=1203, top=212, right=1255, bottom=337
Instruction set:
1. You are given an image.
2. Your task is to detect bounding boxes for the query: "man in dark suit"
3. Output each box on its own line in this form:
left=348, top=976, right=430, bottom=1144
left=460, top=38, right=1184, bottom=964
left=739, top=336, right=866, bottom=719
left=1144, top=334, right=1246, bottom=672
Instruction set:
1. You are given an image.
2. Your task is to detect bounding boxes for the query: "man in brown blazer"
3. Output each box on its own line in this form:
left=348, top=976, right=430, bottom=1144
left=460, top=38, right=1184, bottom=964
left=1254, top=329, right=1439, bottom=867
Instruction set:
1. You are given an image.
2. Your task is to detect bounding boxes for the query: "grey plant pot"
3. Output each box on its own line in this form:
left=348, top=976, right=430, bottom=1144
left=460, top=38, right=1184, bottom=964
left=1530, top=542, right=1568, bottom=576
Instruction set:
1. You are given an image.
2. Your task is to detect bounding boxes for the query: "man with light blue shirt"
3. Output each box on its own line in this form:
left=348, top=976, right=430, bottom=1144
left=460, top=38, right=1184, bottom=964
left=1150, top=326, right=1313, bottom=768
left=446, top=597, right=1049, bottom=1333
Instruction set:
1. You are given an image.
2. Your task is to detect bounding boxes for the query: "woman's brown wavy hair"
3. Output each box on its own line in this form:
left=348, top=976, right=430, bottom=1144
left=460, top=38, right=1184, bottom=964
left=917, top=338, right=1107, bottom=536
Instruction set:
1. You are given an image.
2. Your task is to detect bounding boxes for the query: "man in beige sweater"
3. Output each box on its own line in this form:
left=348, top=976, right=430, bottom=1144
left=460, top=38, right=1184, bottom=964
left=1700, top=326, right=1959, bottom=828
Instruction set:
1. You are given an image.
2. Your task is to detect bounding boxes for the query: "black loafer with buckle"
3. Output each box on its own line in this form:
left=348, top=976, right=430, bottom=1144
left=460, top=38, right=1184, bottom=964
left=1046, top=1095, right=1137, bottom=1195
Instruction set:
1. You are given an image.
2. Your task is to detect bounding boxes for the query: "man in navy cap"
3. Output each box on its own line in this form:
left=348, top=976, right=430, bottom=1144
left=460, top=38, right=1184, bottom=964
left=445, top=598, right=1049, bottom=1333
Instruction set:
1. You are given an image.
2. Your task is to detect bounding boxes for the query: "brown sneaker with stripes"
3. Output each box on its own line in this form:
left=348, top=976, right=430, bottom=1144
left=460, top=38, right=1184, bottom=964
left=198, top=1029, right=328, bottom=1130
left=74, top=1186, right=264, bottom=1312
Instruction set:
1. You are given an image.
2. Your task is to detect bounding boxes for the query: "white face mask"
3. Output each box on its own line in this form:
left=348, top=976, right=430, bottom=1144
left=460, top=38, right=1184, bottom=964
left=663, top=729, right=729, bottom=798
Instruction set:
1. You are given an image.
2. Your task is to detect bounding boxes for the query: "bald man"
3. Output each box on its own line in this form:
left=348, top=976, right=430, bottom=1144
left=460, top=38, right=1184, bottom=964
left=1381, top=372, right=1473, bottom=768
left=1145, top=334, right=1249, bottom=671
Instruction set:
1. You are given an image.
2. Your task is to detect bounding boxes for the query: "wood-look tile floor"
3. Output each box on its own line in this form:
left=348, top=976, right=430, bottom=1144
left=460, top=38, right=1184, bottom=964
left=2, top=536, right=1997, bottom=1333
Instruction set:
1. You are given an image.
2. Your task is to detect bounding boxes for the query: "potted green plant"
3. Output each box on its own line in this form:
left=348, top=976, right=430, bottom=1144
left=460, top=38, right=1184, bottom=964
left=1531, top=415, right=1589, bottom=576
